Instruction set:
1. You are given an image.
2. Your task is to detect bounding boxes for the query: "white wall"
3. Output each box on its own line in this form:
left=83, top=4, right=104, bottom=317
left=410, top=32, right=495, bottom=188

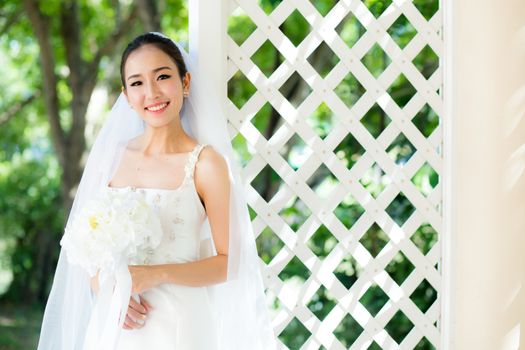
left=445, top=0, right=525, bottom=348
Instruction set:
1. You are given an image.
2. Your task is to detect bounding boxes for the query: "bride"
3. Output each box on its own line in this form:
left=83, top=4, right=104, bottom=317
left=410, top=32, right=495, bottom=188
left=37, top=32, right=276, bottom=350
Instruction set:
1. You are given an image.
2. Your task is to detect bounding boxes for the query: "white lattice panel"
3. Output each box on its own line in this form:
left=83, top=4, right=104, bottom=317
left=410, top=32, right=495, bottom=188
left=225, top=1, right=442, bottom=349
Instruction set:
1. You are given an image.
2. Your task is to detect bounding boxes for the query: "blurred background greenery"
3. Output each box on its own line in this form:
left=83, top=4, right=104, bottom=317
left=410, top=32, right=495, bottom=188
left=0, top=0, right=440, bottom=349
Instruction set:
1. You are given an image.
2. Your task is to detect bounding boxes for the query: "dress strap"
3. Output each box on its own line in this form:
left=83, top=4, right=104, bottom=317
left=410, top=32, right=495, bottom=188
left=183, top=144, right=207, bottom=183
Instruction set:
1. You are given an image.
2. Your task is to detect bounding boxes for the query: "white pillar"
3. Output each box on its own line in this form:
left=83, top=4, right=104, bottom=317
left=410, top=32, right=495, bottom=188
left=188, top=0, right=229, bottom=101
left=444, top=1, right=525, bottom=348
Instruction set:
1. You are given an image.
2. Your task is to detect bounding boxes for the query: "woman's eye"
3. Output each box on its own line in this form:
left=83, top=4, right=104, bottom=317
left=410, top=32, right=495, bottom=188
left=130, top=81, right=142, bottom=87
left=158, top=74, right=171, bottom=80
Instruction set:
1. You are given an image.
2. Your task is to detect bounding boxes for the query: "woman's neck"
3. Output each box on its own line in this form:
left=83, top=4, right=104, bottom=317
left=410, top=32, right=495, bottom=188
left=136, top=121, right=195, bottom=156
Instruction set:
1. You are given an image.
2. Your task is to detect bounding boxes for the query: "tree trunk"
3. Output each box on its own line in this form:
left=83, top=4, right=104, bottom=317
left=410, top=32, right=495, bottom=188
left=13, top=0, right=138, bottom=304
left=137, top=0, right=161, bottom=32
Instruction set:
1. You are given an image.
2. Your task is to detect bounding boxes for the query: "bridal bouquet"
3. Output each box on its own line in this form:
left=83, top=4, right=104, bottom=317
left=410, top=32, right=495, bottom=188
left=60, top=189, right=163, bottom=276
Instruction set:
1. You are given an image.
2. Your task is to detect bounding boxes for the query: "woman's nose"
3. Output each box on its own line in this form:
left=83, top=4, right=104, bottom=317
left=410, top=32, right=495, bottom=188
left=145, top=81, right=161, bottom=99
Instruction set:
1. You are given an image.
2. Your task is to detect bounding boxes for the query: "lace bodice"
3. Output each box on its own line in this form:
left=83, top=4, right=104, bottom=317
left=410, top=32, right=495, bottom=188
left=106, top=144, right=207, bottom=265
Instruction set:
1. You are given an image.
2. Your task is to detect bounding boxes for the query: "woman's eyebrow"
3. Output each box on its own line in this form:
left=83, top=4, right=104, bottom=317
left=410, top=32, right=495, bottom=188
left=127, top=66, right=172, bottom=81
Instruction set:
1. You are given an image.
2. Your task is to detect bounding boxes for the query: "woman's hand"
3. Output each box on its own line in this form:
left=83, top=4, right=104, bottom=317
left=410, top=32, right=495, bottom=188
left=128, top=265, right=161, bottom=294
left=123, top=295, right=153, bottom=330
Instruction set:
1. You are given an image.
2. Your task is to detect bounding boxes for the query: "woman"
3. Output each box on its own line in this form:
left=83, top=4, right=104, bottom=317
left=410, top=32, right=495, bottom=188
left=37, top=32, right=276, bottom=350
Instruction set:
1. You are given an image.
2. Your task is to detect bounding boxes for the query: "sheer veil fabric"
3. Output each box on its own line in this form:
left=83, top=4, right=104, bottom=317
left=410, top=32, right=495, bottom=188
left=37, top=34, right=276, bottom=350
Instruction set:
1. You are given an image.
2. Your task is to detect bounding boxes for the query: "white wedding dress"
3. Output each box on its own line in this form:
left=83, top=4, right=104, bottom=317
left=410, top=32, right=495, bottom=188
left=107, top=144, right=219, bottom=350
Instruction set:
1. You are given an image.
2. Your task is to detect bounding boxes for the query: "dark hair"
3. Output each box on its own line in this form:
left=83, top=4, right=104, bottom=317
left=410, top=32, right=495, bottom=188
left=120, top=32, right=188, bottom=88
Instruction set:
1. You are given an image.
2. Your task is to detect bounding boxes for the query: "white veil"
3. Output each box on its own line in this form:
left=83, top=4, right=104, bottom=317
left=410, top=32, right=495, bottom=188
left=37, top=34, right=276, bottom=350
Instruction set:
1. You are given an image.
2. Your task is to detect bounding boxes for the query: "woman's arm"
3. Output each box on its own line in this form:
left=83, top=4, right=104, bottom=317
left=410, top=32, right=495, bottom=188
left=152, top=254, right=228, bottom=287
left=129, top=147, right=230, bottom=293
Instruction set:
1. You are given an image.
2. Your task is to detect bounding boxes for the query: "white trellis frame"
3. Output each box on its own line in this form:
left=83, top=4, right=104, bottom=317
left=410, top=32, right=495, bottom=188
left=189, top=0, right=443, bottom=349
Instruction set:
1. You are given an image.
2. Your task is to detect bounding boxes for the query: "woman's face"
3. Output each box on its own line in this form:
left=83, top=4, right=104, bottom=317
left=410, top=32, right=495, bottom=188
left=123, top=44, right=190, bottom=127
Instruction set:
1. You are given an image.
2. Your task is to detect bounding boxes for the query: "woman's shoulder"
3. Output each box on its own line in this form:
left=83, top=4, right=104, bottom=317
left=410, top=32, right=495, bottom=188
left=197, top=145, right=228, bottom=172
left=194, top=145, right=230, bottom=195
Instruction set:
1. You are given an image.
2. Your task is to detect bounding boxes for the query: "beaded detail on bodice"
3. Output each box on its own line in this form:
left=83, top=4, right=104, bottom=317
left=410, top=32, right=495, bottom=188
left=106, top=144, right=207, bottom=265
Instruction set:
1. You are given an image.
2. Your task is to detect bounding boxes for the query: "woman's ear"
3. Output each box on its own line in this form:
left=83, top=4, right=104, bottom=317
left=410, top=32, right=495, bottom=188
left=184, top=72, right=191, bottom=92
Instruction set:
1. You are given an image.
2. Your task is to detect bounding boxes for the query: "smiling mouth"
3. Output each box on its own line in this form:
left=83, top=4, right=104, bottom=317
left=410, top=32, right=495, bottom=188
left=145, top=102, right=170, bottom=112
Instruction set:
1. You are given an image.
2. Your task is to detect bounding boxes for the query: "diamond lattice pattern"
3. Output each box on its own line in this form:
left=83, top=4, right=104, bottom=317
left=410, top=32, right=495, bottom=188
left=226, top=0, right=442, bottom=348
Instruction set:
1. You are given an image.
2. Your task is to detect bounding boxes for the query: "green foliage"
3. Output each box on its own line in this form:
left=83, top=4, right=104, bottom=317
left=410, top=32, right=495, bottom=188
left=362, top=43, right=391, bottom=78
left=0, top=303, right=42, bottom=350
left=258, top=0, right=283, bottom=15
left=413, top=0, right=439, bottom=20
left=256, top=227, right=284, bottom=264
left=278, top=317, right=311, bottom=349
left=231, top=133, right=253, bottom=167
left=228, top=70, right=257, bottom=109
left=0, top=6, right=64, bottom=303
left=388, top=14, right=417, bottom=49
left=307, top=285, right=336, bottom=320
left=279, top=10, right=310, bottom=47
left=364, top=0, right=392, bottom=18
left=0, top=132, right=63, bottom=303
left=280, top=196, right=311, bottom=231
left=307, top=225, right=337, bottom=258
left=335, top=72, right=365, bottom=108
left=335, top=133, right=366, bottom=170
left=334, top=313, right=363, bottom=347
left=251, top=40, right=284, bottom=78
left=337, top=11, right=365, bottom=48
left=227, top=7, right=256, bottom=46
left=306, top=103, right=334, bottom=139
